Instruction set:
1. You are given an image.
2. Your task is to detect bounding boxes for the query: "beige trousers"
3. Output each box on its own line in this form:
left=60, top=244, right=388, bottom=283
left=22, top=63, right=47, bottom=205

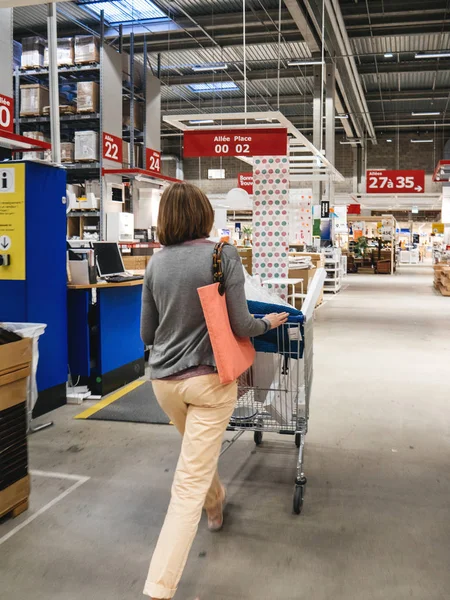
left=143, top=374, right=237, bottom=599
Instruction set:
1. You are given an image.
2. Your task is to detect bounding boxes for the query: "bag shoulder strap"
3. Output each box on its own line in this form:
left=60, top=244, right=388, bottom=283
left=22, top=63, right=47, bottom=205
left=213, top=242, right=226, bottom=296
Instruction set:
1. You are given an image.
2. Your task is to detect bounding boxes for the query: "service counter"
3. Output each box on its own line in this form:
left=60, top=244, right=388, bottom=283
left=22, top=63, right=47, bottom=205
left=67, top=280, right=145, bottom=397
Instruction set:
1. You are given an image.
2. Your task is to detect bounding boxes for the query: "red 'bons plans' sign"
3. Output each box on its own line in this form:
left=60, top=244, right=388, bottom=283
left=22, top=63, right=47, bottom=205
left=366, top=170, right=425, bottom=193
left=238, top=172, right=254, bottom=194
left=183, top=128, right=288, bottom=157
left=0, top=93, right=14, bottom=133
left=102, top=132, right=123, bottom=164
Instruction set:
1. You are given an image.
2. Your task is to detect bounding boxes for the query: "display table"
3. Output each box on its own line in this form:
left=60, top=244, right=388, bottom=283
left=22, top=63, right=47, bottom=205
left=67, top=281, right=145, bottom=397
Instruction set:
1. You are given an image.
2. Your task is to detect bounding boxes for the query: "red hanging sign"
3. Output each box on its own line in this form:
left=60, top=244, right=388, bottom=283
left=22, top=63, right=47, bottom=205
left=347, top=204, right=361, bottom=215
left=146, top=148, right=161, bottom=173
left=184, top=127, right=287, bottom=158
left=366, top=170, right=425, bottom=194
left=238, top=172, right=254, bottom=194
left=0, top=94, right=14, bottom=133
left=102, top=132, right=123, bottom=164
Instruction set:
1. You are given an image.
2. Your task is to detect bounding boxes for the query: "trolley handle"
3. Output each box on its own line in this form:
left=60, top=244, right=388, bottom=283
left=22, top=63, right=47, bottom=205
left=253, top=313, right=305, bottom=324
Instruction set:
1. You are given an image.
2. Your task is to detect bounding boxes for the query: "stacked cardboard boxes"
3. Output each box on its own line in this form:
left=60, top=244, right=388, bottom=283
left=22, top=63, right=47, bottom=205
left=74, top=130, right=99, bottom=162
left=75, top=35, right=100, bottom=64
left=0, top=337, right=32, bottom=521
left=77, top=82, right=99, bottom=113
left=122, top=255, right=151, bottom=271
left=44, top=37, right=75, bottom=67
left=434, top=263, right=450, bottom=296
left=20, top=84, right=49, bottom=116
left=20, top=36, right=45, bottom=69
left=289, top=252, right=325, bottom=309
left=237, top=247, right=252, bottom=275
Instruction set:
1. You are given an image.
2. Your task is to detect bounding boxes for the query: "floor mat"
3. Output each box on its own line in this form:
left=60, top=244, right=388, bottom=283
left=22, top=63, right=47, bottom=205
left=85, top=381, right=170, bottom=425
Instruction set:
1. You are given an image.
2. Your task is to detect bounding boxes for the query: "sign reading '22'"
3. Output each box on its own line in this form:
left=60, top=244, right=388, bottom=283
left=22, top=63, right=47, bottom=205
left=103, top=132, right=123, bottom=164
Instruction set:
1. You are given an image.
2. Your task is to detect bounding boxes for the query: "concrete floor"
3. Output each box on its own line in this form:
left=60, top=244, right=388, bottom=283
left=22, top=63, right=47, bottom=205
left=1, top=266, right=450, bottom=600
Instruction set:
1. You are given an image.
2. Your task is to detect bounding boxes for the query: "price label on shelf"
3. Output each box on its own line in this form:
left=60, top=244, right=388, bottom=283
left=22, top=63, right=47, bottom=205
left=0, top=94, right=14, bottom=133
left=146, top=148, right=161, bottom=173
left=366, top=169, right=425, bottom=194
left=102, top=132, right=123, bottom=164
left=184, top=128, right=287, bottom=158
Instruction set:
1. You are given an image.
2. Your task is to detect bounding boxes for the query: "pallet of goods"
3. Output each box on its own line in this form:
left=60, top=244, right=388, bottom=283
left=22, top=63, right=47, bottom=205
left=43, top=104, right=76, bottom=116
left=74, top=35, right=100, bottom=65
left=20, top=36, right=45, bottom=70
left=438, top=266, right=450, bottom=296
left=433, top=263, right=446, bottom=291
left=20, top=84, right=49, bottom=116
left=0, top=334, right=32, bottom=522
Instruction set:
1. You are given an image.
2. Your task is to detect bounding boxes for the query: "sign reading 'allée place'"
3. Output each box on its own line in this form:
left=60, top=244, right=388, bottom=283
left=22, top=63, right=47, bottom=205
left=184, top=128, right=288, bottom=158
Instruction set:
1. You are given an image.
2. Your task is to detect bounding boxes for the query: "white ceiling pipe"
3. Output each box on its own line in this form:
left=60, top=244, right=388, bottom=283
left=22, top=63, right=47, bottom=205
left=327, top=0, right=376, bottom=142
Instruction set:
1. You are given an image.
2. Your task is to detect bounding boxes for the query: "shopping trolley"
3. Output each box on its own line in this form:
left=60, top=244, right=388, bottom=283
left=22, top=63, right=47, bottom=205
left=220, top=268, right=325, bottom=515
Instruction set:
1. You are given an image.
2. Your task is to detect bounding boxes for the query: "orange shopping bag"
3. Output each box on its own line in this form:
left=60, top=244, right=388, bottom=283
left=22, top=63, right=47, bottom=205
left=197, top=243, right=255, bottom=384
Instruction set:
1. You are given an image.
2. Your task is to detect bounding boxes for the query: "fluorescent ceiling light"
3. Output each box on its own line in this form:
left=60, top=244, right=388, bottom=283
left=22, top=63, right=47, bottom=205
left=79, top=0, right=166, bottom=25
left=415, top=52, right=450, bottom=59
left=340, top=141, right=360, bottom=145
left=384, top=53, right=394, bottom=58
left=189, top=119, right=214, bottom=124
left=411, top=111, right=440, bottom=116
left=188, top=82, right=239, bottom=93
left=410, top=139, right=433, bottom=143
left=336, top=114, right=349, bottom=119
left=192, top=63, right=228, bottom=72
left=386, top=139, right=393, bottom=142
left=288, top=59, right=324, bottom=66
left=254, top=117, right=272, bottom=121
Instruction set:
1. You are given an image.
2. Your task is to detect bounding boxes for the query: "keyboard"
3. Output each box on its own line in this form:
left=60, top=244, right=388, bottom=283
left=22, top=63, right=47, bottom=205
left=105, top=275, right=144, bottom=283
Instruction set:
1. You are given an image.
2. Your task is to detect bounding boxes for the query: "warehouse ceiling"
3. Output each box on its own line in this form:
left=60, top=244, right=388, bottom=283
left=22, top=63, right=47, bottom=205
left=12, top=0, right=450, bottom=146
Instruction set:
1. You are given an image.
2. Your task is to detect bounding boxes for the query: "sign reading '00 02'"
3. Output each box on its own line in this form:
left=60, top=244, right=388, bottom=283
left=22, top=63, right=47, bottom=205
left=184, top=128, right=288, bottom=158
left=366, top=170, right=425, bottom=193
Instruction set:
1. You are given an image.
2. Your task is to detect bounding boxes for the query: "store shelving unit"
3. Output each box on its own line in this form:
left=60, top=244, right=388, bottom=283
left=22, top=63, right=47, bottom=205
left=13, top=23, right=151, bottom=241
left=323, top=248, right=343, bottom=293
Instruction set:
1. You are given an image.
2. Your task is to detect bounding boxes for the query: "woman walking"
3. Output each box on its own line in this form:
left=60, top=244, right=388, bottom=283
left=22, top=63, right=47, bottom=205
left=141, top=182, right=288, bottom=599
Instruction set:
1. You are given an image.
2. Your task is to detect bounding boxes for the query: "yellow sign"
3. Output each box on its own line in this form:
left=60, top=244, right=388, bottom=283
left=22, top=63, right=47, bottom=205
left=0, top=164, right=25, bottom=280
left=432, top=222, right=444, bottom=235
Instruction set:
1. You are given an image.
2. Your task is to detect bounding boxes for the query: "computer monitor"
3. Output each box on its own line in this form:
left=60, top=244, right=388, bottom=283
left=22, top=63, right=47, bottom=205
left=93, top=242, right=125, bottom=277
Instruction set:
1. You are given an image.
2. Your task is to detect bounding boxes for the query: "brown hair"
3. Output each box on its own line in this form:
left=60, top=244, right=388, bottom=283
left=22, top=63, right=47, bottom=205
left=157, top=182, right=214, bottom=246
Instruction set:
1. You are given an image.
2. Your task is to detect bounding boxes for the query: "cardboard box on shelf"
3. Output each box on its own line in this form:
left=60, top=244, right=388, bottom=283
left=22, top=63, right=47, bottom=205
left=122, top=256, right=148, bottom=271
left=122, top=141, right=130, bottom=167
left=20, top=36, right=45, bottom=69
left=0, top=337, right=32, bottom=521
left=289, top=266, right=317, bottom=310
left=77, top=81, right=99, bottom=113
left=290, top=251, right=324, bottom=268
left=237, top=247, right=253, bottom=275
left=22, top=131, right=51, bottom=162
left=61, top=142, right=74, bottom=163
left=20, top=84, right=49, bottom=116
left=74, top=35, right=100, bottom=64
left=74, top=130, right=99, bottom=162
left=123, top=99, right=144, bottom=131
left=44, top=37, right=74, bottom=67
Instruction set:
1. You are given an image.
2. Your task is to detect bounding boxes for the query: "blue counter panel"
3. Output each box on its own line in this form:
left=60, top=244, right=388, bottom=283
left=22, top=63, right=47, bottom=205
left=97, top=285, right=144, bottom=374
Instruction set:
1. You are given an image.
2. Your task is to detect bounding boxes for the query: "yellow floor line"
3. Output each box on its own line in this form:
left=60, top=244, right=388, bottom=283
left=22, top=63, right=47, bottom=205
left=75, top=380, right=146, bottom=420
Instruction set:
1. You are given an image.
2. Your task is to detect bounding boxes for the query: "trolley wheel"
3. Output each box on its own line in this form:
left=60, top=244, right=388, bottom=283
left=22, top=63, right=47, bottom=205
left=293, top=484, right=305, bottom=515
left=254, top=431, right=263, bottom=446
left=295, top=433, right=301, bottom=448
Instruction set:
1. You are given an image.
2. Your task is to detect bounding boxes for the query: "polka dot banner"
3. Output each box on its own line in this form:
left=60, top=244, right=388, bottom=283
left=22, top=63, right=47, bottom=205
left=289, top=189, right=313, bottom=245
left=252, top=156, right=290, bottom=299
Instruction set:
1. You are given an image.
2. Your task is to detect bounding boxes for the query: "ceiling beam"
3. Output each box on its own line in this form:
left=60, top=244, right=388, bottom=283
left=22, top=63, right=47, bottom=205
left=283, top=0, right=321, bottom=53
left=359, top=59, right=450, bottom=75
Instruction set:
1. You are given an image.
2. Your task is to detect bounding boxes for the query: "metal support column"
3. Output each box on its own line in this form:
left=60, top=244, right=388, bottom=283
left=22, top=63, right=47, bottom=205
left=325, top=61, right=336, bottom=202
left=47, top=3, right=60, bottom=164
left=129, top=32, right=135, bottom=169
left=312, top=64, right=323, bottom=209
left=142, top=35, right=147, bottom=169
left=14, top=71, right=20, bottom=135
